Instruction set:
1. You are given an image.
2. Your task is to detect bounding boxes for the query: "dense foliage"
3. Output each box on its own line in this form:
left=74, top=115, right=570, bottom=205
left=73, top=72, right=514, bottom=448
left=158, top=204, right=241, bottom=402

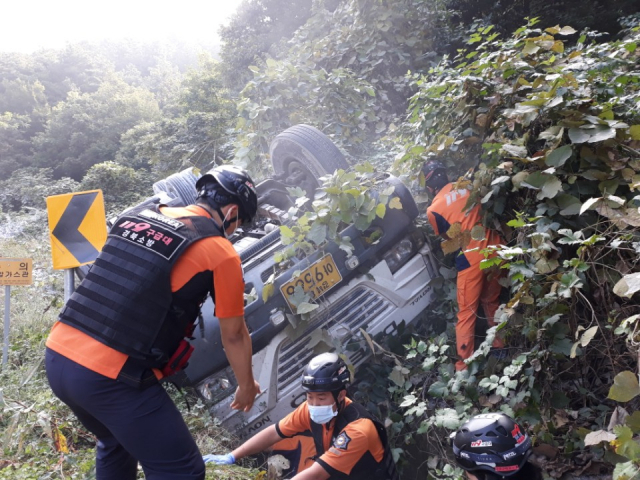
left=393, top=17, right=640, bottom=479
left=2, top=1, right=640, bottom=478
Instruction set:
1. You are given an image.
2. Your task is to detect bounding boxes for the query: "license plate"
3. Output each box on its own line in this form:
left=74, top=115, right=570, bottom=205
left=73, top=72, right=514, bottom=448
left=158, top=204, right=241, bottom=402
left=280, top=254, right=342, bottom=313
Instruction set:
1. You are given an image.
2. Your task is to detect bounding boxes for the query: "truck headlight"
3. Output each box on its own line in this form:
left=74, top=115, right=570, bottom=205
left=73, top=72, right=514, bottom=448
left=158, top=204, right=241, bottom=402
left=383, top=230, right=425, bottom=273
left=197, top=367, right=236, bottom=403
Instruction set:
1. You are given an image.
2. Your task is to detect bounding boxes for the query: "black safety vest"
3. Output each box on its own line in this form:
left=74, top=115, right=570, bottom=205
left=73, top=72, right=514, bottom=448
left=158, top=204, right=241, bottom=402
left=59, top=204, right=222, bottom=371
left=310, top=402, right=399, bottom=480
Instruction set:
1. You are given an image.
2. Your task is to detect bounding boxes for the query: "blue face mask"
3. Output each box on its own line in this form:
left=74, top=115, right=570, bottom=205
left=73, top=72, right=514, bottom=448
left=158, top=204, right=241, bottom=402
left=309, top=403, right=338, bottom=425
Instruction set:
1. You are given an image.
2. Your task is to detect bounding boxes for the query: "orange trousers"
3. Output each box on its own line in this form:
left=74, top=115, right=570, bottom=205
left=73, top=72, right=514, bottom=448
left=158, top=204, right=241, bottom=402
left=455, top=265, right=504, bottom=371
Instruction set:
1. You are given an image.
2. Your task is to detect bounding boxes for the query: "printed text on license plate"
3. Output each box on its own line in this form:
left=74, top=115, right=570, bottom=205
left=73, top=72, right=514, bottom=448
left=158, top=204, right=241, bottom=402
left=280, top=254, right=342, bottom=312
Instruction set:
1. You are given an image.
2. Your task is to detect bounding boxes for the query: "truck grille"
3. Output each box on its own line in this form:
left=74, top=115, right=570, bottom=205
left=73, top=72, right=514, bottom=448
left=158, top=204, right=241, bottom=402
left=276, top=287, right=392, bottom=398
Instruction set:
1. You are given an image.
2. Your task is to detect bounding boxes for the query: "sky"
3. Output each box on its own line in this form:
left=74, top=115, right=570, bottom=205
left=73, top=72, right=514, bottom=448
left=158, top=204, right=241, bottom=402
left=0, top=0, right=245, bottom=53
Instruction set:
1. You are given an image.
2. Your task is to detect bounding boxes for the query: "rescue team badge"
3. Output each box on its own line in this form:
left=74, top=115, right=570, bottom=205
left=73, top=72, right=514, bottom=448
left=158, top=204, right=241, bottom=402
left=109, top=213, right=186, bottom=260
left=333, top=432, right=351, bottom=451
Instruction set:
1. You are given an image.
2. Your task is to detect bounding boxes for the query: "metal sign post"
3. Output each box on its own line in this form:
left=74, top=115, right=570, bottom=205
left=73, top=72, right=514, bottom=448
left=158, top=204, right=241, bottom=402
left=3, top=285, right=9, bottom=366
left=64, top=269, right=75, bottom=302
left=0, top=258, right=33, bottom=367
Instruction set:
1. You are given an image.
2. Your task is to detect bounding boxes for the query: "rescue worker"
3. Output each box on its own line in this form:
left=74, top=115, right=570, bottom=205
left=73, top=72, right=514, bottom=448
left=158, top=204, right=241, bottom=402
left=203, top=352, right=399, bottom=480
left=45, top=165, right=261, bottom=480
left=451, top=413, right=543, bottom=480
left=423, top=161, right=506, bottom=371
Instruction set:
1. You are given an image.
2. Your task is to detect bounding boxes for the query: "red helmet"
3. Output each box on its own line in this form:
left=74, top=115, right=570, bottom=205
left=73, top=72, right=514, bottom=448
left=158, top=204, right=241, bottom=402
left=451, top=413, right=532, bottom=477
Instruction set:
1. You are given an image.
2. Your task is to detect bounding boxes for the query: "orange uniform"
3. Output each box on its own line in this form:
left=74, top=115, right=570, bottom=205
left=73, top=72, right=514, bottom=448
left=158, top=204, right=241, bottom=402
left=46, top=204, right=245, bottom=379
left=426, top=183, right=504, bottom=370
left=275, top=398, right=385, bottom=477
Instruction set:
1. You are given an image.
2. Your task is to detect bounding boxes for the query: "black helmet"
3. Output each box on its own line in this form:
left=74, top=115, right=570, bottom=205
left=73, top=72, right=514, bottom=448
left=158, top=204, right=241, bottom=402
left=301, top=353, right=351, bottom=393
left=451, top=413, right=532, bottom=477
left=196, top=165, right=258, bottom=223
left=421, top=160, right=447, bottom=185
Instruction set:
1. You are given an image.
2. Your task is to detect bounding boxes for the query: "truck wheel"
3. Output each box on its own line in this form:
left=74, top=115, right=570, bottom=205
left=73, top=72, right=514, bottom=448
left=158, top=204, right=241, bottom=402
left=270, top=125, right=348, bottom=192
left=152, top=168, right=200, bottom=206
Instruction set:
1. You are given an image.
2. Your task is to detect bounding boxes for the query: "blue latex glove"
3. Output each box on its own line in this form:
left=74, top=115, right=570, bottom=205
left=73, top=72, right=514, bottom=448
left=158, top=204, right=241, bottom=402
left=203, top=453, right=235, bottom=465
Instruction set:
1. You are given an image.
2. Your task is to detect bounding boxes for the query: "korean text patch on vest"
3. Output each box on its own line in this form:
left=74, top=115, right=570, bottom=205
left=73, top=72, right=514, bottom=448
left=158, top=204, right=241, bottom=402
left=110, top=213, right=187, bottom=260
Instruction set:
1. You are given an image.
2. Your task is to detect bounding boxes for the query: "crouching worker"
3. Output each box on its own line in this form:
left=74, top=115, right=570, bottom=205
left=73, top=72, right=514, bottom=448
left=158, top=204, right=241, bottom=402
left=451, top=413, right=543, bottom=480
left=204, top=352, right=399, bottom=480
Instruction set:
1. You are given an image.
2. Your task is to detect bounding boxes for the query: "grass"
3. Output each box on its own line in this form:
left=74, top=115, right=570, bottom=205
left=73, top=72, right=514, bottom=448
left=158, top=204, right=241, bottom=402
left=0, top=221, right=262, bottom=479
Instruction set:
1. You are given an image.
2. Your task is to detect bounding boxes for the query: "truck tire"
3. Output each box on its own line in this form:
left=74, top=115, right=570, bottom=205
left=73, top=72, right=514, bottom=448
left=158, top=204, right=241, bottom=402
left=152, top=168, right=200, bottom=206
left=270, top=125, right=349, bottom=192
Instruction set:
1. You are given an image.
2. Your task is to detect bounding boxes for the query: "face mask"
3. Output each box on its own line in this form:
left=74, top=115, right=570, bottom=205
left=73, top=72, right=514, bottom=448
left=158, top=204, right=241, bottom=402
left=308, top=403, right=338, bottom=425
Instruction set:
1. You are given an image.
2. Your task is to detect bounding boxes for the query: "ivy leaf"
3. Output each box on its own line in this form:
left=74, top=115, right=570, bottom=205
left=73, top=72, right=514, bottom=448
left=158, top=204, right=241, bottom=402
left=630, top=125, right=640, bottom=140
left=583, top=430, right=616, bottom=446
left=306, top=222, right=327, bottom=246
left=280, top=225, right=296, bottom=238
left=612, top=461, right=640, bottom=480
left=389, top=368, right=406, bottom=387
left=296, top=302, right=319, bottom=314
left=545, top=145, right=572, bottom=167
left=389, top=197, right=402, bottom=209
left=580, top=197, right=602, bottom=215
left=400, top=394, right=417, bottom=407
left=608, top=371, right=640, bottom=402
left=262, top=283, right=275, bottom=303
left=491, top=175, right=511, bottom=185
left=538, top=175, right=562, bottom=200
left=434, top=408, right=460, bottom=429
left=558, top=26, right=577, bottom=35
left=613, top=272, right=640, bottom=299
left=580, top=326, right=598, bottom=347
left=556, top=194, right=581, bottom=216
left=502, top=144, right=528, bottom=158
left=287, top=186, right=307, bottom=198
left=375, top=203, right=386, bottom=219
left=587, top=125, right=616, bottom=143
left=568, top=128, right=592, bottom=143
left=625, top=411, right=640, bottom=434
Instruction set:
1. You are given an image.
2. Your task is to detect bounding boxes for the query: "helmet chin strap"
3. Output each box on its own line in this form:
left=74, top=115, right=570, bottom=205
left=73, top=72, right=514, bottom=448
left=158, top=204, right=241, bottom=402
left=220, top=207, right=239, bottom=238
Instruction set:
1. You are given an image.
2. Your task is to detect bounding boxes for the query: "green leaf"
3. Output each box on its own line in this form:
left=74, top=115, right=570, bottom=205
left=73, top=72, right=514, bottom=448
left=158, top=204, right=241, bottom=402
left=262, top=283, right=275, bottom=302
left=629, top=125, right=640, bottom=140
left=580, top=197, right=602, bottom=215
left=389, top=369, right=406, bottom=387
left=613, top=272, right=640, bottom=299
left=588, top=125, right=616, bottom=143
left=556, top=194, right=581, bottom=216
left=545, top=145, right=572, bottom=167
left=568, top=128, right=592, bottom=143
left=625, top=411, right=640, bottom=434
left=583, top=430, right=616, bottom=446
left=389, top=197, right=402, bottom=209
left=434, top=408, right=461, bottom=429
left=375, top=203, right=386, bottom=219
left=612, top=461, right=640, bottom=480
left=306, top=222, right=327, bottom=246
left=538, top=175, right=563, bottom=200
left=608, top=371, right=640, bottom=402
left=502, top=144, right=528, bottom=158
left=558, top=26, right=577, bottom=35
left=296, top=302, right=319, bottom=314
left=580, top=326, right=598, bottom=347
left=280, top=225, right=296, bottom=238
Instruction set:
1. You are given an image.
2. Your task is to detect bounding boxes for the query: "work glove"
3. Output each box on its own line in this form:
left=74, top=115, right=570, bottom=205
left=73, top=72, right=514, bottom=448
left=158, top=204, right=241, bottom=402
left=203, top=453, right=235, bottom=465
